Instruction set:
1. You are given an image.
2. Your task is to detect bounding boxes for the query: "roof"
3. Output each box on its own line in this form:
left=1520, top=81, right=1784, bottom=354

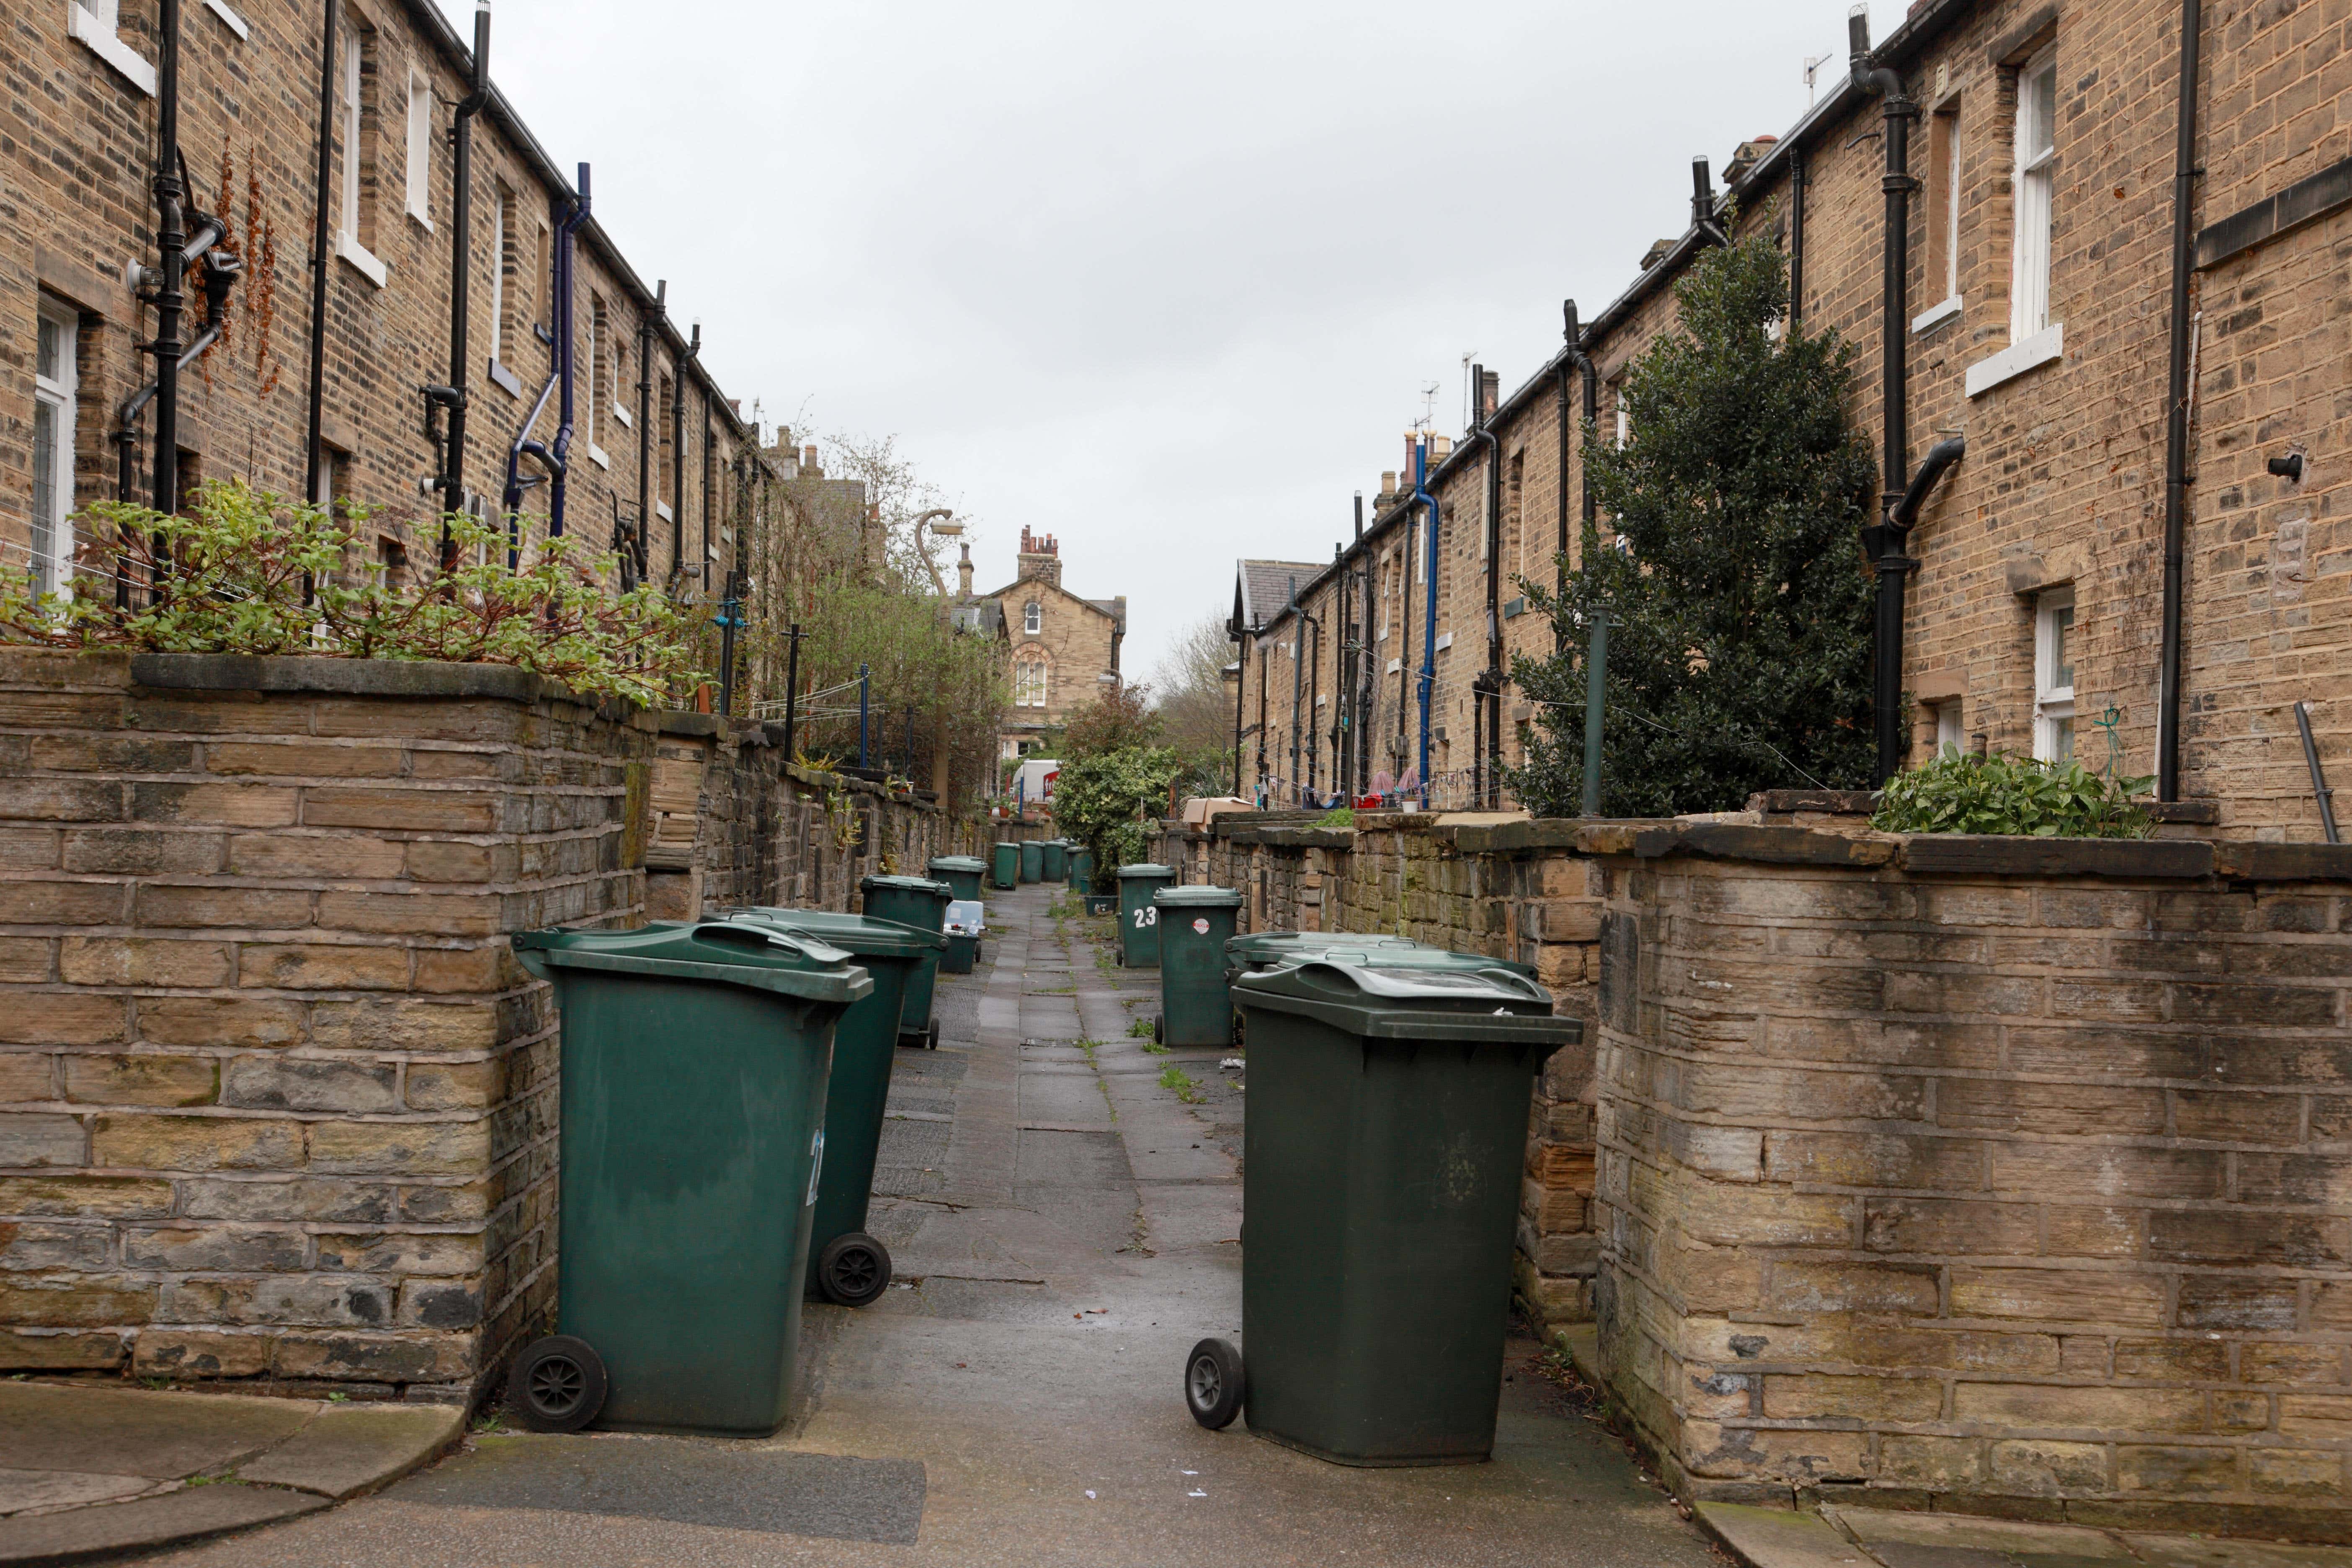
left=1086, top=597, right=1129, bottom=634
left=983, top=576, right=1123, bottom=627
left=1233, top=560, right=1323, bottom=633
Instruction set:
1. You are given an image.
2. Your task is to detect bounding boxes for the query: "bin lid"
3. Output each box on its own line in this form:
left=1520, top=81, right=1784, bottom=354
left=859, top=873, right=951, bottom=898
left=1153, top=885, right=1243, bottom=909
left=927, top=856, right=988, bottom=873
left=1116, top=863, right=1176, bottom=880
left=722, top=907, right=945, bottom=957
left=513, top=922, right=875, bottom=1004
left=1277, top=942, right=1538, bottom=981
left=1227, top=931, right=1416, bottom=962
left=1231, top=957, right=1580, bottom=1047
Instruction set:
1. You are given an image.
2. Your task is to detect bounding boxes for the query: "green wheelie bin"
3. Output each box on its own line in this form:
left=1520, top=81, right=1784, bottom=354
left=929, top=857, right=989, bottom=975
left=1182, top=958, right=1581, bottom=1465
left=721, top=908, right=943, bottom=1308
left=1066, top=843, right=1095, bottom=894
left=1019, top=839, right=1044, bottom=884
left=1040, top=839, right=1069, bottom=883
left=861, top=873, right=951, bottom=1049
left=991, top=842, right=1019, bottom=890
left=508, top=922, right=872, bottom=1436
left=927, top=855, right=986, bottom=903
left=1115, top=863, right=1176, bottom=967
left=1153, top=885, right=1244, bottom=1045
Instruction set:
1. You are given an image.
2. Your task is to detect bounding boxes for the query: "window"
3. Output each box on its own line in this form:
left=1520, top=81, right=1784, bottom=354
left=490, top=183, right=515, bottom=369
left=335, top=18, right=384, bottom=282
left=656, top=373, right=675, bottom=516
left=2010, top=47, right=2056, bottom=343
left=68, top=0, right=157, bottom=95
left=1023, top=600, right=1042, bottom=635
left=1014, top=655, right=1049, bottom=707
left=2033, top=588, right=2075, bottom=763
left=1919, top=97, right=1962, bottom=325
left=587, top=293, right=607, bottom=451
left=31, top=300, right=79, bottom=601
left=1934, top=700, right=1964, bottom=757
left=404, top=70, right=432, bottom=225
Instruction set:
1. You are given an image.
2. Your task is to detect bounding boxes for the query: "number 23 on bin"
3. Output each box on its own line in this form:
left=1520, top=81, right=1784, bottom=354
left=1133, top=906, right=1158, bottom=928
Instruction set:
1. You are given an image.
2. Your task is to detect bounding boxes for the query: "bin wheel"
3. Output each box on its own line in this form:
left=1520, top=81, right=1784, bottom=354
left=926, top=1020, right=941, bottom=1051
left=817, top=1233, right=892, bottom=1307
left=1152, top=1014, right=1163, bottom=1045
left=509, top=1335, right=607, bottom=1432
left=1184, top=1338, right=1245, bottom=1431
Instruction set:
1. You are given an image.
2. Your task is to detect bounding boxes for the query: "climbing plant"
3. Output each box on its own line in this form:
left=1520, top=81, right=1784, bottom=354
left=1507, top=215, right=1879, bottom=817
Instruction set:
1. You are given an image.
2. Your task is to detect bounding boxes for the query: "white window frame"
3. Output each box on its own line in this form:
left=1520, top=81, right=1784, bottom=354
left=2033, top=586, right=2076, bottom=763
left=1023, top=600, right=1042, bottom=635
left=489, top=185, right=511, bottom=371
left=404, top=70, right=433, bottom=227
left=335, top=21, right=386, bottom=286
left=1014, top=657, right=1048, bottom=708
left=1934, top=700, right=1964, bottom=757
left=31, top=300, right=80, bottom=601
left=68, top=0, right=157, bottom=94
left=2009, top=46, right=2057, bottom=345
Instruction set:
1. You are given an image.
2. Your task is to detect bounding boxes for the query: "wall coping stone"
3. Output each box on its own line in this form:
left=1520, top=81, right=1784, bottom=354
left=655, top=711, right=726, bottom=738
left=129, top=652, right=583, bottom=705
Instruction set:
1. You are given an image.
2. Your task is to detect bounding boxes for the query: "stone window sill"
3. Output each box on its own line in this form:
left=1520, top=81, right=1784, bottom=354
left=1433, top=632, right=1454, bottom=652
left=1911, top=294, right=1963, bottom=335
left=71, top=6, right=156, bottom=93
left=334, top=231, right=387, bottom=289
left=488, top=359, right=522, bottom=399
left=588, top=443, right=611, bottom=472
left=1965, top=322, right=2064, bottom=398
left=204, top=0, right=249, bottom=40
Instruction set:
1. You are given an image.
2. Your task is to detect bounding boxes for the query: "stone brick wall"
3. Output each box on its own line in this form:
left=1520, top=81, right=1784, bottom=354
left=1157, top=810, right=1605, bottom=1331
left=1589, top=820, right=2352, bottom=1535
left=0, top=648, right=658, bottom=1397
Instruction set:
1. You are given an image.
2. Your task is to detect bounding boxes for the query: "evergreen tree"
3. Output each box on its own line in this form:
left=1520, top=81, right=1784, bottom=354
left=1507, top=221, right=1879, bottom=817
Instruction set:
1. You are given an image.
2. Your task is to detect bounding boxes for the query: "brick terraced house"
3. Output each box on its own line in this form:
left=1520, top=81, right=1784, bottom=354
left=1238, top=0, right=2349, bottom=840
left=3, top=0, right=782, bottom=604
left=977, top=527, right=1126, bottom=784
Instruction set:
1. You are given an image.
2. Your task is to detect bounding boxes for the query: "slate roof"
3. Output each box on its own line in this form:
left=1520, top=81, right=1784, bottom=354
left=1235, top=560, right=1323, bottom=634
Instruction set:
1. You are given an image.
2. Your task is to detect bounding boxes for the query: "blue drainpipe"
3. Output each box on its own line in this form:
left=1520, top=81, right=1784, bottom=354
left=1413, top=437, right=1439, bottom=806
left=548, top=162, right=591, bottom=538
left=500, top=165, right=590, bottom=562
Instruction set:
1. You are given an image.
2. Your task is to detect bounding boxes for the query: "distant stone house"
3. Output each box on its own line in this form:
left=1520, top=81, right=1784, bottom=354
left=969, top=529, right=1124, bottom=786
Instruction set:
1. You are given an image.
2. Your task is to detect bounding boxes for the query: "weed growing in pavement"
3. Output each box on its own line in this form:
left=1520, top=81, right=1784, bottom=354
left=1158, top=1066, right=1203, bottom=1104
left=1075, top=1039, right=1101, bottom=1060
left=1127, top=1018, right=1154, bottom=1038
left=1142, top=1038, right=1168, bottom=1055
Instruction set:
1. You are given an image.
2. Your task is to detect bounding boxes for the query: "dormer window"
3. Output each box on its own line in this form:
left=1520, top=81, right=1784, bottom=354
left=1023, top=600, right=1042, bottom=635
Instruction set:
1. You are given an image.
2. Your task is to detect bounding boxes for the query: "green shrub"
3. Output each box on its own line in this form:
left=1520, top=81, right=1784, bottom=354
left=1, top=482, right=702, bottom=707
left=1870, top=749, right=2153, bottom=838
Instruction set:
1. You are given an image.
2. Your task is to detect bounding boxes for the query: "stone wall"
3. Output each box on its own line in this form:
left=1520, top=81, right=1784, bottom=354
left=0, top=649, right=656, bottom=1398
left=1156, top=810, right=1605, bottom=1331
left=1590, top=820, right=2352, bottom=1535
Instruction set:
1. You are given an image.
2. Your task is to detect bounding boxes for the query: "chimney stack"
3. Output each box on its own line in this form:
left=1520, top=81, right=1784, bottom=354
left=802, top=444, right=820, bottom=476
left=957, top=542, right=973, bottom=598
left=1017, top=526, right=1062, bottom=589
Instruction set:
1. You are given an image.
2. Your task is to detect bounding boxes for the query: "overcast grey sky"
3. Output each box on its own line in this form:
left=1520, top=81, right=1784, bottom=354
left=448, top=1, right=1857, bottom=678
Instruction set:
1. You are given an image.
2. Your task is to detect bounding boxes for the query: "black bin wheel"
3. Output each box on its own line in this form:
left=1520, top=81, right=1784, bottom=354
left=1152, top=1014, right=1163, bottom=1045
left=817, top=1232, right=892, bottom=1307
left=926, top=1019, right=941, bottom=1051
left=1184, top=1337, right=1245, bottom=1430
left=509, top=1334, right=607, bottom=1432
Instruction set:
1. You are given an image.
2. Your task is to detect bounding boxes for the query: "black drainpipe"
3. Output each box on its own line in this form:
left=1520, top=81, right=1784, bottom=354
left=2156, top=0, right=2205, bottom=802
left=699, top=369, right=714, bottom=583
left=426, top=1, right=491, bottom=568
left=672, top=323, right=699, bottom=590
left=1468, top=364, right=1501, bottom=807
left=301, top=0, right=336, bottom=521
left=149, top=0, right=186, bottom=521
left=1851, top=10, right=1927, bottom=784
left=637, top=281, right=662, bottom=583
left=1788, top=147, right=1809, bottom=329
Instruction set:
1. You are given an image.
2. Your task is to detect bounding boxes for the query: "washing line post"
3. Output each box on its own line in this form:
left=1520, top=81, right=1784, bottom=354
left=1581, top=607, right=1608, bottom=817
left=857, top=665, right=871, bottom=770
left=781, top=624, right=802, bottom=762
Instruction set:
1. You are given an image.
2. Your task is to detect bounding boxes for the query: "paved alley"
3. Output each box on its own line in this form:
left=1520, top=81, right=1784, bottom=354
left=143, top=886, right=1718, bottom=1567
